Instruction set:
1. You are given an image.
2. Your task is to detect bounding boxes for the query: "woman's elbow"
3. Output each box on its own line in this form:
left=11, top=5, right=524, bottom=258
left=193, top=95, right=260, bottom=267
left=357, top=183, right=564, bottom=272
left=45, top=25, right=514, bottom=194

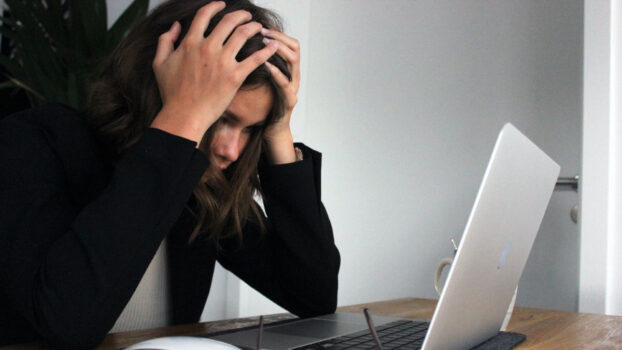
left=317, top=251, right=340, bottom=315
left=35, top=313, right=110, bottom=350
left=296, top=275, right=339, bottom=318
left=46, top=326, right=108, bottom=350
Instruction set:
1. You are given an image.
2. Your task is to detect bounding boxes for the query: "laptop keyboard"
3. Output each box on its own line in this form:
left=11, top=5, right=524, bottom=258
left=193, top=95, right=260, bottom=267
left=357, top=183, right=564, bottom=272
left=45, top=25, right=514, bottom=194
left=291, top=319, right=429, bottom=350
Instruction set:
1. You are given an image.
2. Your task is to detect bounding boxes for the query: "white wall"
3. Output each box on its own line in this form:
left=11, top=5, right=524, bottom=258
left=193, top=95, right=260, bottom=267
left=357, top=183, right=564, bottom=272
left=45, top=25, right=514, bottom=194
left=581, top=0, right=611, bottom=315
left=305, top=0, right=582, bottom=307
left=108, top=0, right=166, bottom=28
left=581, top=0, right=622, bottom=316
left=610, top=0, right=622, bottom=316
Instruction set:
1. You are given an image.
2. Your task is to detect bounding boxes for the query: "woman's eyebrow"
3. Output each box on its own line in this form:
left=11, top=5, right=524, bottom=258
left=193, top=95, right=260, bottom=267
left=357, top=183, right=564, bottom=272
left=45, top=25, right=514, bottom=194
left=223, top=110, right=239, bottom=121
left=223, top=111, right=265, bottom=127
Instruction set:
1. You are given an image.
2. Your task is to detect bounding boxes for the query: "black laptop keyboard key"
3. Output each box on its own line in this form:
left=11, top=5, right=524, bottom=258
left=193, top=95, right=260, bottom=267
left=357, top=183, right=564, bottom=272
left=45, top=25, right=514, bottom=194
left=291, top=320, right=429, bottom=350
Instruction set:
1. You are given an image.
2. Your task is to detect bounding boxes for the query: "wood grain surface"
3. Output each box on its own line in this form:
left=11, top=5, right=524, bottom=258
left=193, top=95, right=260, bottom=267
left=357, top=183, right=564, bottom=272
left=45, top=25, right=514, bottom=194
left=3, top=298, right=621, bottom=349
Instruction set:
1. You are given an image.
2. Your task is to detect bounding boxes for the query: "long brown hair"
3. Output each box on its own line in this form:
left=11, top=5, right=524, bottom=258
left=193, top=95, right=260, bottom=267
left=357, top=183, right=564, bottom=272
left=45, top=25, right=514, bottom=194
left=87, top=0, right=291, bottom=244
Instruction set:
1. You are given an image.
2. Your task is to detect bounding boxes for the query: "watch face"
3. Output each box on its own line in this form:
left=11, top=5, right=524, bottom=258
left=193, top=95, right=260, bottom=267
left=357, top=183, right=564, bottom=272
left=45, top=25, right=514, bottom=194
left=295, top=147, right=303, bottom=161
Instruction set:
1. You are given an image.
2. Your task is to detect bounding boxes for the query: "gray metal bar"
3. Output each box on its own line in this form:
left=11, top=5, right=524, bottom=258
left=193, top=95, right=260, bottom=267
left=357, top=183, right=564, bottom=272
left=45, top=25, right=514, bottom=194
left=556, top=175, right=579, bottom=189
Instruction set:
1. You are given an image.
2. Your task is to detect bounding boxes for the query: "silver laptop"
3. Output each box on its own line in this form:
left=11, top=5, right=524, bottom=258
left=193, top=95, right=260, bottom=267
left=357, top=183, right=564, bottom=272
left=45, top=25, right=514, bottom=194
left=209, top=123, right=561, bottom=350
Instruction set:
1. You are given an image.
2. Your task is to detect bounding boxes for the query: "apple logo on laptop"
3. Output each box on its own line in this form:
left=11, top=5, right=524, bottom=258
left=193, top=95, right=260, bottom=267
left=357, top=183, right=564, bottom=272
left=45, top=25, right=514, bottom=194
left=497, top=243, right=512, bottom=269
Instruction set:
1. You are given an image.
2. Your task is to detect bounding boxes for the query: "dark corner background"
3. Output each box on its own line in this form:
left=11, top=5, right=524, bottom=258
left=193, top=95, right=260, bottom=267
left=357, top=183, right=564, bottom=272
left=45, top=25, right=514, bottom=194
left=1, top=13, right=30, bottom=120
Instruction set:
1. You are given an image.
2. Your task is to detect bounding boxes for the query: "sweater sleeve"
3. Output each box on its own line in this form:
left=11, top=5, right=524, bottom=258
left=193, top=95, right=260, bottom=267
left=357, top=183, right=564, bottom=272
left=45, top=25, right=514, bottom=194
left=0, top=115, right=209, bottom=349
left=216, top=143, right=341, bottom=318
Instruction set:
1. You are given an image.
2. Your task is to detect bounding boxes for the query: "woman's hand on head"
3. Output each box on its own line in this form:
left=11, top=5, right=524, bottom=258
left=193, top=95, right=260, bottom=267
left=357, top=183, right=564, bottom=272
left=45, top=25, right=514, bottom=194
left=262, top=29, right=301, bottom=164
left=151, top=1, right=279, bottom=145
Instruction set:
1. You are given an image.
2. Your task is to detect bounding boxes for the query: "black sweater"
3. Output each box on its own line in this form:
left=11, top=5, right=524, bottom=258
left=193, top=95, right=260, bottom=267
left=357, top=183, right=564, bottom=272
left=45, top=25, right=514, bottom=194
left=0, top=104, right=340, bottom=349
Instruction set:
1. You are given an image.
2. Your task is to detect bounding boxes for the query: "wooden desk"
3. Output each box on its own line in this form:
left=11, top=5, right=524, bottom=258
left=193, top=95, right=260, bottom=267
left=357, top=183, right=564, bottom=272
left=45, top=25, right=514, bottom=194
left=339, top=298, right=622, bottom=349
left=3, top=298, right=622, bottom=349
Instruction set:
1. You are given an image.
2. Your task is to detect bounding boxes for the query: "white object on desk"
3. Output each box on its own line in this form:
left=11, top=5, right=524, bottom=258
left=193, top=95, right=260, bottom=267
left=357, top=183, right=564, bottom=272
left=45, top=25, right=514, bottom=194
left=434, top=242, right=517, bottom=331
left=124, top=336, right=241, bottom=350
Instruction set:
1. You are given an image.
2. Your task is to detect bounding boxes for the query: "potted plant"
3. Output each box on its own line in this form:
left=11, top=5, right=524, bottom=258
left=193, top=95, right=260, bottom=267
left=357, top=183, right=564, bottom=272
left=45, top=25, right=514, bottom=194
left=0, top=0, right=149, bottom=111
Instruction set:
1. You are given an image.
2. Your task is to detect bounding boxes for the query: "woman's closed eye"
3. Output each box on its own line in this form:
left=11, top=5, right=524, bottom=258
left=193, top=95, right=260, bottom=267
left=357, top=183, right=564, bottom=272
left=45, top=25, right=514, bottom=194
left=243, top=124, right=263, bottom=134
left=217, top=115, right=232, bottom=125
left=217, top=111, right=265, bottom=134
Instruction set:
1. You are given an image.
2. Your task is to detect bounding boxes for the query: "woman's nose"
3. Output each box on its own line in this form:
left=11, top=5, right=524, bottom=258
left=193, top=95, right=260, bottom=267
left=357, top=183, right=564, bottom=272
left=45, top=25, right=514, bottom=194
left=218, top=131, right=241, bottom=162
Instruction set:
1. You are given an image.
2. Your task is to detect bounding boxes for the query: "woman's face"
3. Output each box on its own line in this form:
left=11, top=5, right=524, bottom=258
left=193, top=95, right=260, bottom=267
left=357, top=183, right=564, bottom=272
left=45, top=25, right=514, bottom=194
left=202, top=84, right=273, bottom=170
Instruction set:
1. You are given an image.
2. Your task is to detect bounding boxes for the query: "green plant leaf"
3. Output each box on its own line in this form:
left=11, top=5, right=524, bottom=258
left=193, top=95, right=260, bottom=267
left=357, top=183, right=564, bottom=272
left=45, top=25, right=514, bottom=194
left=0, top=55, right=21, bottom=76
left=67, top=71, right=79, bottom=108
left=16, top=51, right=55, bottom=103
left=45, top=0, right=72, bottom=50
left=2, top=0, right=150, bottom=109
left=107, top=0, right=149, bottom=51
left=70, top=0, right=108, bottom=58
left=11, top=12, right=66, bottom=100
left=11, top=13, right=68, bottom=104
left=4, top=0, right=40, bottom=36
left=0, top=80, right=15, bottom=89
left=7, top=76, right=44, bottom=101
left=30, top=0, right=69, bottom=49
left=4, top=0, right=56, bottom=72
left=1, top=1, right=60, bottom=106
left=0, top=15, right=17, bottom=27
left=0, top=26, right=16, bottom=41
left=44, top=0, right=65, bottom=24
left=67, top=1, right=89, bottom=61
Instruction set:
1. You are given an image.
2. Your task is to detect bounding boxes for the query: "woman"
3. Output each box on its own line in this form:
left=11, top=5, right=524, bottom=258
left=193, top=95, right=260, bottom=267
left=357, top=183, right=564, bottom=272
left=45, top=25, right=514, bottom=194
left=0, top=0, right=340, bottom=348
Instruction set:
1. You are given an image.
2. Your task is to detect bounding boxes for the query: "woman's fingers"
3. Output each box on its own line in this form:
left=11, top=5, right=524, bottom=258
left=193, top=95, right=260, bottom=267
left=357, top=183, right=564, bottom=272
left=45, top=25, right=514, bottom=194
left=261, top=29, right=300, bottom=84
left=185, top=1, right=226, bottom=44
left=153, top=21, right=181, bottom=68
left=237, top=41, right=279, bottom=78
left=261, top=28, right=299, bottom=52
left=210, top=10, right=253, bottom=45
left=223, top=21, right=263, bottom=58
left=264, top=38, right=297, bottom=65
left=265, top=61, right=290, bottom=87
left=261, top=31, right=300, bottom=142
